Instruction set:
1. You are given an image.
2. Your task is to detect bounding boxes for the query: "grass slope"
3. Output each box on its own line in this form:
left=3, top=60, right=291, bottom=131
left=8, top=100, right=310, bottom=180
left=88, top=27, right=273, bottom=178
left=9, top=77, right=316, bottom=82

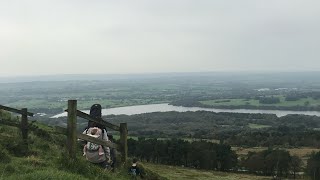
left=146, top=163, right=270, bottom=180
left=0, top=114, right=163, bottom=180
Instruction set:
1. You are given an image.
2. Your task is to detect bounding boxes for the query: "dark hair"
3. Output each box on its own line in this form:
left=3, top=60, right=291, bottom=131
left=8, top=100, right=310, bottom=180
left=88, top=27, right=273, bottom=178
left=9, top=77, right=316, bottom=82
left=88, top=104, right=103, bottom=129
left=133, top=158, right=138, bottom=163
left=90, top=104, right=102, bottom=118
left=91, top=128, right=98, bottom=135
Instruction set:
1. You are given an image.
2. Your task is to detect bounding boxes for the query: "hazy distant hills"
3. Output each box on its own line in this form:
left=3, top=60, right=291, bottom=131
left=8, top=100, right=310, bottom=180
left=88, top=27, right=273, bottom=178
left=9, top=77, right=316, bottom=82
left=1, top=71, right=320, bottom=83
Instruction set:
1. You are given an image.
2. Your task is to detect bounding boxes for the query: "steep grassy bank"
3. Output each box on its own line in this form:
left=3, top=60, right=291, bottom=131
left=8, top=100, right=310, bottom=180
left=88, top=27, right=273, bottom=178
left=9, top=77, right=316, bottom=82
left=0, top=112, right=164, bottom=180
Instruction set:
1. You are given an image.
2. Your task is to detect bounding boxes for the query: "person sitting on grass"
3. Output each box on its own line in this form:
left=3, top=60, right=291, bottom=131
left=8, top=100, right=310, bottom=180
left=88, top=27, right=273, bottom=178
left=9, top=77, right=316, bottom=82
left=129, top=158, right=143, bottom=178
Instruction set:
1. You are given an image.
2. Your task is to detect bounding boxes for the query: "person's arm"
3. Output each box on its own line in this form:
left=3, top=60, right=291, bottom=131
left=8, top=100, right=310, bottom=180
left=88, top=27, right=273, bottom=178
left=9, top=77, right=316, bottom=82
left=102, top=129, right=111, bottom=160
left=83, top=144, right=87, bottom=156
left=102, top=129, right=109, bottom=141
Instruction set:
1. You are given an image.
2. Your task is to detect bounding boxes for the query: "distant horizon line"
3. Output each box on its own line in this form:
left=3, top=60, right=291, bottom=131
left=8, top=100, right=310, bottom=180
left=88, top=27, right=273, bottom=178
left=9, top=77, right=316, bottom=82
left=1, top=70, right=320, bottom=78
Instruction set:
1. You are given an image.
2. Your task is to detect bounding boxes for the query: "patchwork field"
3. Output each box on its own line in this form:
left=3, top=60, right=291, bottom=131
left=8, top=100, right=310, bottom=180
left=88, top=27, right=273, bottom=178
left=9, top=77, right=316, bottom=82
left=200, top=96, right=320, bottom=107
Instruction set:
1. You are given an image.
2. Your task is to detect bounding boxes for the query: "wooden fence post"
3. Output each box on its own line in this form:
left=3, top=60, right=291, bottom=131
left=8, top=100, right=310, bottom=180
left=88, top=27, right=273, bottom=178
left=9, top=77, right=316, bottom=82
left=20, top=108, right=28, bottom=150
left=67, top=100, right=77, bottom=159
left=120, top=123, right=128, bottom=164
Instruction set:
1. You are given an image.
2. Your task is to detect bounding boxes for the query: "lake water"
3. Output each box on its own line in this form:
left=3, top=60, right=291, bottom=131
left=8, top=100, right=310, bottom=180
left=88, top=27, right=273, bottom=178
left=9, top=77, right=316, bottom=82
left=51, top=103, right=320, bottom=118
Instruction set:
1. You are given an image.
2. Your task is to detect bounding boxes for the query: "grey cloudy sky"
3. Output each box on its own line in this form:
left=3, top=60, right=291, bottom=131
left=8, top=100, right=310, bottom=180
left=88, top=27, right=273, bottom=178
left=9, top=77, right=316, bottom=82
left=1, top=0, right=320, bottom=76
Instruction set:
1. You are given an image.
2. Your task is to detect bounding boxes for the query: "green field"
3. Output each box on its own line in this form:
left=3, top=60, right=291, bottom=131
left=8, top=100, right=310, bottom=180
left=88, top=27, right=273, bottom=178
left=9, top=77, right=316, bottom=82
left=200, top=96, right=320, bottom=107
left=248, top=123, right=271, bottom=129
left=146, top=163, right=270, bottom=180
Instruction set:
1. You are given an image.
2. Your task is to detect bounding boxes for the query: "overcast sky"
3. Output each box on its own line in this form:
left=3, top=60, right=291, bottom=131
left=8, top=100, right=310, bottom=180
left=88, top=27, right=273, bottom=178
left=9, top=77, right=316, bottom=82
left=1, top=0, right=320, bottom=76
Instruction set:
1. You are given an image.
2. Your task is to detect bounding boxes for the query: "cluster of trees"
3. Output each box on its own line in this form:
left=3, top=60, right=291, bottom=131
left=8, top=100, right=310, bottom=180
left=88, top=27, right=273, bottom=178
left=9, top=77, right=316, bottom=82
left=127, top=138, right=237, bottom=171
left=285, top=95, right=303, bottom=101
left=226, top=129, right=320, bottom=147
left=286, top=92, right=320, bottom=101
left=241, top=149, right=303, bottom=178
left=306, top=151, right=320, bottom=180
left=257, top=96, right=281, bottom=104
left=243, top=150, right=320, bottom=179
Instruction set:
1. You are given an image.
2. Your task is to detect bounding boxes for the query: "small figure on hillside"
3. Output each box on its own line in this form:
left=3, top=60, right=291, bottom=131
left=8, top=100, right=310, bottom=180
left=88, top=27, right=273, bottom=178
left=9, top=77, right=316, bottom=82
left=83, top=127, right=105, bottom=156
left=129, top=158, right=143, bottom=178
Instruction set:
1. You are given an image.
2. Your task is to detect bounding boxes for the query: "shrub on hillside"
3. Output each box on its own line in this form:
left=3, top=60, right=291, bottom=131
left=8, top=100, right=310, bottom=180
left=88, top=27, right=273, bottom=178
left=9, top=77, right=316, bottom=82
left=0, top=148, right=11, bottom=163
left=55, top=153, right=111, bottom=179
left=5, top=140, right=29, bottom=156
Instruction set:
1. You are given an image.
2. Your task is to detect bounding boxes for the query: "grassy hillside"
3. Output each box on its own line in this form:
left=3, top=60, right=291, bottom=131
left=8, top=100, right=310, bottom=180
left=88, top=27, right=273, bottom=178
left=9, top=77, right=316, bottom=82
left=0, top=111, right=164, bottom=180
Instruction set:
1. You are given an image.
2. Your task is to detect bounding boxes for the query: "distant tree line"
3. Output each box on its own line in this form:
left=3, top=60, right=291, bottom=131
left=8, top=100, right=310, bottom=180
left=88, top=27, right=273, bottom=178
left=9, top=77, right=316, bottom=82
left=128, top=138, right=237, bottom=171
left=286, top=92, right=320, bottom=101
left=171, top=92, right=320, bottom=111
left=53, top=110, right=320, bottom=150
left=241, top=149, right=302, bottom=178
left=108, top=112, right=320, bottom=148
left=127, top=137, right=320, bottom=179
left=243, top=150, right=320, bottom=180
left=171, top=99, right=320, bottom=111
left=226, top=127, right=320, bottom=147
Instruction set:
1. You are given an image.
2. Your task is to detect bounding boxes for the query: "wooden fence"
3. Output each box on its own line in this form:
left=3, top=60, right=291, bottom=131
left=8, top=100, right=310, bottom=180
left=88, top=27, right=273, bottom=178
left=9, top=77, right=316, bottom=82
left=0, top=100, right=128, bottom=164
left=0, top=105, right=34, bottom=150
left=65, top=100, right=128, bottom=163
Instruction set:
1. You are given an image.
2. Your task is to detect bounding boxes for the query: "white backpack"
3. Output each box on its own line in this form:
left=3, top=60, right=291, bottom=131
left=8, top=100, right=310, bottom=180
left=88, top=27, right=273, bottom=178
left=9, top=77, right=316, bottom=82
left=84, top=127, right=106, bottom=163
left=86, top=134, right=101, bottom=151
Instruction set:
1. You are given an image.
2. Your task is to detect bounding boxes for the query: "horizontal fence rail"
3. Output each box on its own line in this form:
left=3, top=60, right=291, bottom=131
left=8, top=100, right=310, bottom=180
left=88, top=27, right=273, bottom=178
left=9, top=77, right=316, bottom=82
left=0, top=105, right=34, bottom=116
left=78, top=133, right=119, bottom=149
left=65, top=109, right=120, bottom=131
left=55, top=126, right=119, bottom=149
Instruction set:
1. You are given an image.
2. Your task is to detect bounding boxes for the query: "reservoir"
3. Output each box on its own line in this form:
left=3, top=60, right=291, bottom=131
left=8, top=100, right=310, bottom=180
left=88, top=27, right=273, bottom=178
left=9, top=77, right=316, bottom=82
left=51, top=103, right=320, bottom=118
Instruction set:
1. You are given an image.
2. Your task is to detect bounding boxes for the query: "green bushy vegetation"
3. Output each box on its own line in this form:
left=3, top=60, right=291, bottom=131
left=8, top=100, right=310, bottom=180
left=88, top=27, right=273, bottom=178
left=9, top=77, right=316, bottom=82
left=0, top=148, right=11, bottom=163
left=107, top=111, right=320, bottom=147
